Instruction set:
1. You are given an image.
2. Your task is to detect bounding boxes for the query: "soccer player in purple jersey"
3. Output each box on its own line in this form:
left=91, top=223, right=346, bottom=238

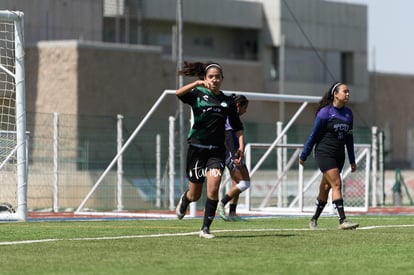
left=299, top=82, right=359, bottom=230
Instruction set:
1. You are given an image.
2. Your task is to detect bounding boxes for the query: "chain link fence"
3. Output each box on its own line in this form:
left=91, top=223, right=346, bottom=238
left=23, top=111, right=375, bottom=213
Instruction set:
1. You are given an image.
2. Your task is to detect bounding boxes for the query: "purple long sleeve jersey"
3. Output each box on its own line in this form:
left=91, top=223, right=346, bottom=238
left=300, top=104, right=356, bottom=164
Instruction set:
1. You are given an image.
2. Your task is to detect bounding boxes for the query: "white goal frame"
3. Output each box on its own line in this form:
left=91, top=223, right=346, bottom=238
left=74, top=89, right=378, bottom=217
left=0, top=11, right=27, bottom=221
left=74, top=89, right=322, bottom=216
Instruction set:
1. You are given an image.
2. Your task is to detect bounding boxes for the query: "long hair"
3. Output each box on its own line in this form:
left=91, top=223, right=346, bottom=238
left=177, top=61, right=223, bottom=80
left=316, top=82, right=343, bottom=114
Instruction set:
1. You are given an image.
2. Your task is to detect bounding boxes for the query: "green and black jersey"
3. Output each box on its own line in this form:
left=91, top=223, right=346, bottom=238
left=178, top=87, right=243, bottom=148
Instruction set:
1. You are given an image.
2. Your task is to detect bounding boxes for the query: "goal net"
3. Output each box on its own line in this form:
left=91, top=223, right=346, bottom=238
left=0, top=11, right=27, bottom=221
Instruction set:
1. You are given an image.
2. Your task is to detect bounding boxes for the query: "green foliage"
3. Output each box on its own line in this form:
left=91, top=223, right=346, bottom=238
left=0, top=215, right=413, bottom=274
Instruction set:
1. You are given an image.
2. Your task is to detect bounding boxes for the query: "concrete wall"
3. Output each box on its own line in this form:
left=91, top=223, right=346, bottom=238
left=354, top=73, right=414, bottom=169
left=26, top=40, right=266, bottom=118
left=9, top=0, right=412, bottom=168
left=26, top=42, right=79, bottom=114
left=141, top=0, right=262, bottom=29
left=279, top=0, right=368, bottom=102
left=0, top=0, right=103, bottom=44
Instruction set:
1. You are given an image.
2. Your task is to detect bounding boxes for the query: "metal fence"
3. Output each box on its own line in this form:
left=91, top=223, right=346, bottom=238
left=22, top=110, right=375, bottom=213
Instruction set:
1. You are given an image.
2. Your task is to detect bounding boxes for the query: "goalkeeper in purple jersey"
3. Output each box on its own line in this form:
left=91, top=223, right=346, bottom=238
left=299, top=82, right=359, bottom=230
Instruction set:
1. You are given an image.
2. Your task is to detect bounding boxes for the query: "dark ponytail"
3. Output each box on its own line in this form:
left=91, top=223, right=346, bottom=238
left=316, top=82, right=343, bottom=114
left=178, top=61, right=223, bottom=80
left=234, top=94, right=248, bottom=107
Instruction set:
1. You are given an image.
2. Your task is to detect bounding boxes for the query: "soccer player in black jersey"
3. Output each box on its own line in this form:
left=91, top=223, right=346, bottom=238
left=175, top=61, right=244, bottom=238
left=217, top=94, right=251, bottom=221
left=299, top=82, right=359, bottom=230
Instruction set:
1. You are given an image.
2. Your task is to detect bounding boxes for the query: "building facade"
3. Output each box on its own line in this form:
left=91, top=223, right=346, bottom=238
left=1, top=0, right=412, bottom=169
left=102, top=0, right=369, bottom=101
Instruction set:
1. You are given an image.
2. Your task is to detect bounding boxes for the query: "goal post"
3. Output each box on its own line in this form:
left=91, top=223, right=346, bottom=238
left=0, top=11, right=27, bottom=221
left=74, top=88, right=376, bottom=217
left=74, top=89, right=323, bottom=216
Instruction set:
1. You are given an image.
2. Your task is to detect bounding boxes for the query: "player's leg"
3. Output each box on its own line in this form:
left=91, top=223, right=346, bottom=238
left=199, top=168, right=222, bottom=239
left=199, top=151, right=225, bottom=238
left=176, top=146, right=206, bottom=219
left=310, top=155, right=336, bottom=229
left=309, top=175, right=331, bottom=229
left=176, top=181, right=203, bottom=220
left=324, top=168, right=359, bottom=229
left=228, top=166, right=250, bottom=220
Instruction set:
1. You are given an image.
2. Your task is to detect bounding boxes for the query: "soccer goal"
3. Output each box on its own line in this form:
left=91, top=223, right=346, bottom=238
left=0, top=11, right=27, bottom=221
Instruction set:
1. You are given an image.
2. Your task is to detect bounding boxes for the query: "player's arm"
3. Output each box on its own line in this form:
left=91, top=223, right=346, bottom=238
left=299, top=116, right=326, bottom=164
left=176, top=80, right=205, bottom=96
left=235, top=129, right=245, bottom=153
left=345, top=120, right=357, bottom=172
left=234, top=129, right=245, bottom=164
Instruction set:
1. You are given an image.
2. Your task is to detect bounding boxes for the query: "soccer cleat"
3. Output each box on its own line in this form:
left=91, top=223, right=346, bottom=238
left=338, top=219, right=359, bottom=230
left=228, top=214, right=244, bottom=222
left=175, top=193, right=188, bottom=220
left=309, top=219, right=318, bottom=230
left=217, top=201, right=227, bottom=221
left=199, top=227, right=215, bottom=239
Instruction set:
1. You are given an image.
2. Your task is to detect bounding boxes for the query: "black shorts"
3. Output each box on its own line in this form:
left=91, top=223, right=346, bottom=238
left=186, top=145, right=225, bottom=183
left=315, top=151, right=345, bottom=173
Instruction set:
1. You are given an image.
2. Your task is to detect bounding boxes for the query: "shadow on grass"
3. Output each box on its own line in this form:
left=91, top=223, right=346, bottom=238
left=217, top=233, right=297, bottom=239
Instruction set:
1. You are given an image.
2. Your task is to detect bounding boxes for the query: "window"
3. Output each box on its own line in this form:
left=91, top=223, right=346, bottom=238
left=192, top=37, right=214, bottom=48
left=270, top=47, right=279, bottom=80
left=156, top=33, right=172, bottom=54
left=341, top=52, right=354, bottom=84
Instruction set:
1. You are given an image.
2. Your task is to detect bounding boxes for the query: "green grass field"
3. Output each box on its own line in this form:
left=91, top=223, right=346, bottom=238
left=1, top=215, right=413, bottom=275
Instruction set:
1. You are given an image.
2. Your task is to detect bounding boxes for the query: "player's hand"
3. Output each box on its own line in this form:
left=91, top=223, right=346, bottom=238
left=197, top=79, right=213, bottom=90
left=351, top=163, right=357, bottom=172
left=195, top=80, right=207, bottom=88
left=299, top=159, right=305, bottom=166
left=233, top=150, right=244, bottom=166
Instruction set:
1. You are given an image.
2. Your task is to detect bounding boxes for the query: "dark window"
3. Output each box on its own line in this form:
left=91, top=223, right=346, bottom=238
left=192, top=37, right=214, bottom=48
left=270, top=47, right=279, bottom=80
left=341, top=52, right=354, bottom=84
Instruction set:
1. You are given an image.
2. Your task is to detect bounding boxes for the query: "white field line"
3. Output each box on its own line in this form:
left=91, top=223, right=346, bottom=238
left=1, top=225, right=414, bottom=246
left=357, top=224, right=414, bottom=230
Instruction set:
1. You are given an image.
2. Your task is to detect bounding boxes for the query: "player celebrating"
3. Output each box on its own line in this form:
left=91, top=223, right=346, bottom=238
left=175, top=61, right=244, bottom=239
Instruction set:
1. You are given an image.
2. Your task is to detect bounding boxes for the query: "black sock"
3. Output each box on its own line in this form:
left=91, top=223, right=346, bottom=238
left=201, top=199, right=218, bottom=230
left=332, top=198, right=346, bottom=223
left=311, top=198, right=327, bottom=220
left=180, top=190, right=190, bottom=213
left=229, top=203, right=237, bottom=215
left=221, top=194, right=232, bottom=205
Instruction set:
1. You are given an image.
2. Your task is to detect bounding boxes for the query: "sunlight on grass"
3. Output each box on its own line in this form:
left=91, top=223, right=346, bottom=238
left=0, top=215, right=413, bottom=274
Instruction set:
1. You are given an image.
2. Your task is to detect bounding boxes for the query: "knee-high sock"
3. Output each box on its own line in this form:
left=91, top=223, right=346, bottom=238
left=221, top=194, right=232, bottom=205
left=332, top=198, right=346, bottom=223
left=202, top=199, right=218, bottom=230
left=311, top=198, right=327, bottom=220
left=229, top=203, right=237, bottom=215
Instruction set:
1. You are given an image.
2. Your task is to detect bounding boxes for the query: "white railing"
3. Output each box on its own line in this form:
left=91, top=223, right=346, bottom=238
left=73, top=89, right=322, bottom=215
left=229, top=143, right=371, bottom=214
left=67, top=89, right=381, bottom=216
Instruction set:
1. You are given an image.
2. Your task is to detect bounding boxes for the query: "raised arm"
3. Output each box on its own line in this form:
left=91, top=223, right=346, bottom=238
left=176, top=80, right=206, bottom=97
